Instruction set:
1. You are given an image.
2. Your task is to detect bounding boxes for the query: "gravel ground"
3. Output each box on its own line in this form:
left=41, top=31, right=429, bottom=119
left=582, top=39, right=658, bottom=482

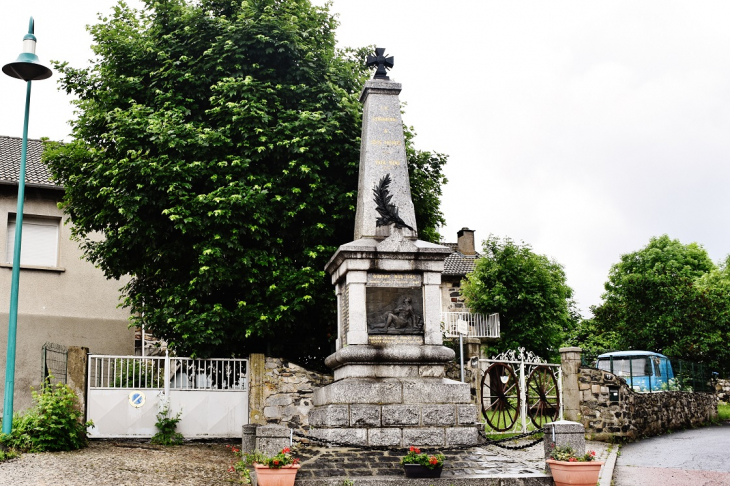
left=0, top=441, right=239, bottom=486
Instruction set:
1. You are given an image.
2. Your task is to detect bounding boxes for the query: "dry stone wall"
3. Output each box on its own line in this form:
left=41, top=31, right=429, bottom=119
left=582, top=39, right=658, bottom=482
left=714, top=378, right=730, bottom=403
left=578, top=367, right=717, bottom=441
left=249, top=355, right=333, bottom=430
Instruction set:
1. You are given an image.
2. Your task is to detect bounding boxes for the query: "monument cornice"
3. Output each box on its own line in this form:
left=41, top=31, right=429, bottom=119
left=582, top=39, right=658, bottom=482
left=359, top=79, right=402, bottom=103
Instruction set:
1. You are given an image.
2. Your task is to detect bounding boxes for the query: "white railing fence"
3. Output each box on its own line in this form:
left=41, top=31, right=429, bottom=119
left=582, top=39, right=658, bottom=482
left=88, top=354, right=248, bottom=391
left=441, top=311, right=500, bottom=338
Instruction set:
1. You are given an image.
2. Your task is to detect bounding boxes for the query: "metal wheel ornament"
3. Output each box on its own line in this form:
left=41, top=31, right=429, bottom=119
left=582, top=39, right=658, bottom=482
left=481, top=362, right=520, bottom=431
left=526, top=365, right=560, bottom=428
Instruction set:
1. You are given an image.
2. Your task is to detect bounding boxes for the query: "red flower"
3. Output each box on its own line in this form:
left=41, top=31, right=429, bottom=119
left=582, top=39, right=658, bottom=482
left=282, top=447, right=291, bottom=454
left=273, top=460, right=280, bottom=465
left=228, top=466, right=235, bottom=472
left=429, top=457, right=438, bottom=465
left=232, top=448, right=240, bottom=453
left=409, top=446, right=421, bottom=454
left=569, top=457, right=577, bottom=462
left=590, top=451, right=596, bottom=457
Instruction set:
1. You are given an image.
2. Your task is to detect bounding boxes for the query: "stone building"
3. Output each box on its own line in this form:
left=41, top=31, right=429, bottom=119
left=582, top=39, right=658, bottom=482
left=440, top=227, right=479, bottom=314
left=0, top=135, right=133, bottom=416
left=439, top=227, right=500, bottom=359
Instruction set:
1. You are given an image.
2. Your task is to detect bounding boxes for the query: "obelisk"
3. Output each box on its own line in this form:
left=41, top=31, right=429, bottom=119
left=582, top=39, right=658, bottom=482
left=308, top=48, right=479, bottom=447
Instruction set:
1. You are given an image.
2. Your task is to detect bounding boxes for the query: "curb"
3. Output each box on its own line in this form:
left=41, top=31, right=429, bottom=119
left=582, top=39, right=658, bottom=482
left=598, top=446, right=619, bottom=486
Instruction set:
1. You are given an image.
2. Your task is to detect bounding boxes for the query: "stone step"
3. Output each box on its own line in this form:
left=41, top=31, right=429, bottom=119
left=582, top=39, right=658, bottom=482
left=291, top=476, right=551, bottom=486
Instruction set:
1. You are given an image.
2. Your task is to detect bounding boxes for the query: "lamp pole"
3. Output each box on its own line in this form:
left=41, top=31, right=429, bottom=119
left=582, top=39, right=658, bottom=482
left=1, top=17, right=52, bottom=434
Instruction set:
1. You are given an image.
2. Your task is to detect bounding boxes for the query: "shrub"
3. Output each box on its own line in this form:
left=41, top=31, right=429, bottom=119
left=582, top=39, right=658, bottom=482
left=0, top=446, right=20, bottom=462
left=150, top=405, right=184, bottom=445
left=0, top=381, right=92, bottom=452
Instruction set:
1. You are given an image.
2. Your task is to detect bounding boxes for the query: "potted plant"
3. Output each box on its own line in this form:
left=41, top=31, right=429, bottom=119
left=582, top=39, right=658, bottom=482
left=231, top=447, right=300, bottom=486
left=546, top=445, right=604, bottom=486
left=400, top=446, right=445, bottom=478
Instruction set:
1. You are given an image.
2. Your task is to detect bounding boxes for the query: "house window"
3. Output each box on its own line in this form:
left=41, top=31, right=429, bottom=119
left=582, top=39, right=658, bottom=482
left=6, top=215, right=60, bottom=267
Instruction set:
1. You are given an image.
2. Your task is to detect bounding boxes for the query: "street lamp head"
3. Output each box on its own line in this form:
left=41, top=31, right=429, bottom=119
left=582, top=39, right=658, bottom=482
left=2, top=17, right=52, bottom=82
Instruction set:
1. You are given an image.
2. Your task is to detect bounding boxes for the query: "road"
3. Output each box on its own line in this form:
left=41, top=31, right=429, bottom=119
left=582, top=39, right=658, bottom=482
left=614, top=423, right=730, bottom=486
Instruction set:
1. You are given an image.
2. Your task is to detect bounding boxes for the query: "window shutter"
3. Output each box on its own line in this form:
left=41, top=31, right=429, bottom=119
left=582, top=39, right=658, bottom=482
left=6, top=218, right=59, bottom=267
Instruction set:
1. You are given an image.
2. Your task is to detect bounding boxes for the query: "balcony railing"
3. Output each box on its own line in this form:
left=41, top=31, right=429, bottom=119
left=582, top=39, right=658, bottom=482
left=441, top=312, right=500, bottom=339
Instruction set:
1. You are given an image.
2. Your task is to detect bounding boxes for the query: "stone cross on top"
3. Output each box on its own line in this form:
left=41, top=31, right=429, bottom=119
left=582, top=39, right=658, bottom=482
left=366, top=47, right=393, bottom=80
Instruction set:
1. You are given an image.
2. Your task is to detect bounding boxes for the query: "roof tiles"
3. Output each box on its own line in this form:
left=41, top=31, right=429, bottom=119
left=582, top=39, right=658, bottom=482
left=442, top=247, right=480, bottom=276
left=0, top=136, right=58, bottom=188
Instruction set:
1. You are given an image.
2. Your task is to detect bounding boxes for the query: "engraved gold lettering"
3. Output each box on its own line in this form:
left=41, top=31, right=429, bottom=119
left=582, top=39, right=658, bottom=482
left=373, top=116, right=398, bottom=122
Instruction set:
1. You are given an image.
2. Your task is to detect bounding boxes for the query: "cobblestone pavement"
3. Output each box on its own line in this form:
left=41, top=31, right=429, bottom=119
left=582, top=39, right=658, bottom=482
left=292, top=438, right=610, bottom=480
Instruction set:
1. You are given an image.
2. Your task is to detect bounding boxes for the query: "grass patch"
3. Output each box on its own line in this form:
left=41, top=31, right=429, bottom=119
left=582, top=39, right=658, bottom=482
left=718, top=403, right=730, bottom=421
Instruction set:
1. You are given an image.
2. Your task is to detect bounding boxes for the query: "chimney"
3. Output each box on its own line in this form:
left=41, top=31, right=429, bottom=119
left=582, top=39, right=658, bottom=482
left=457, top=227, right=476, bottom=255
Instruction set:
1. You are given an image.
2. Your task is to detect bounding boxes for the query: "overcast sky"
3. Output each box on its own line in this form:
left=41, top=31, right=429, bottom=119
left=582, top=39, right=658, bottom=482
left=2, top=1, right=729, bottom=317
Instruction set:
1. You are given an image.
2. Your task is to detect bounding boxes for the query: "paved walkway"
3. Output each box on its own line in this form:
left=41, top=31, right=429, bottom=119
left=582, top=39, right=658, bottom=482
left=614, top=423, right=730, bottom=486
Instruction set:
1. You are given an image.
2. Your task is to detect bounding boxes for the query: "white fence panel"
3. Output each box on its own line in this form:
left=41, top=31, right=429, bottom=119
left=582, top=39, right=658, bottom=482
left=87, top=354, right=248, bottom=438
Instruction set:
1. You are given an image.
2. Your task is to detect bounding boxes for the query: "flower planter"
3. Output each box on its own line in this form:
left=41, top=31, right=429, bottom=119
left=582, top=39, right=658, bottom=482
left=403, top=464, right=443, bottom=478
left=253, top=463, right=301, bottom=486
left=546, top=459, right=605, bottom=486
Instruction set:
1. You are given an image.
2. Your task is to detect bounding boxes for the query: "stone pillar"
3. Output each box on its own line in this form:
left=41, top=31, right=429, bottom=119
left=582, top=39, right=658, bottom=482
left=543, top=420, right=586, bottom=460
left=66, top=346, right=89, bottom=419
left=423, top=271, right=443, bottom=345
left=255, top=425, right=291, bottom=457
left=242, top=424, right=257, bottom=453
left=464, top=338, right=481, bottom=359
left=560, top=347, right=582, bottom=422
left=345, top=271, right=369, bottom=346
left=248, top=353, right=266, bottom=425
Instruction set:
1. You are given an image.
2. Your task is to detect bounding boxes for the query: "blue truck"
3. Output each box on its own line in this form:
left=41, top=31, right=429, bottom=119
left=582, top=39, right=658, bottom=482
left=596, top=350, right=675, bottom=392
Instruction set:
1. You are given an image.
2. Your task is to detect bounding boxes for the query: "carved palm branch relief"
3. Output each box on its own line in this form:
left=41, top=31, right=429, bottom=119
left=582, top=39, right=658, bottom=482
left=372, top=174, right=414, bottom=231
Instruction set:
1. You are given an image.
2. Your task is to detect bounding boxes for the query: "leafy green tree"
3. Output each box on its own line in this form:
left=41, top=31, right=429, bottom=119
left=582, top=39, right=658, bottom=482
left=461, top=236, right=578, bottom=360
left=589, top=235, right=730, bottom=371
left=44, top=0, right=447, bottom=364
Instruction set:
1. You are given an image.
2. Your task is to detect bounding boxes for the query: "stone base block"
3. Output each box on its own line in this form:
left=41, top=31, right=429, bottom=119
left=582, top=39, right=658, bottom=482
left=307, top=425, right=479, bottom=447
left=543, top=420, right=586, bottom=460
left=309, top=428, right=368, bottom=446
left=446, top=426, right=479, bottom=446
left=334, top=363, right=449, bottom=380
left=313, top=377, right=471, bottom=406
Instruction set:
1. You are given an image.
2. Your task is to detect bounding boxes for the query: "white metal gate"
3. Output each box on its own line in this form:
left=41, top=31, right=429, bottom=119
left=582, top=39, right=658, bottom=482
left=87, top=354, right=248, bottom=438
left=478, top=348, right=562, bottom=434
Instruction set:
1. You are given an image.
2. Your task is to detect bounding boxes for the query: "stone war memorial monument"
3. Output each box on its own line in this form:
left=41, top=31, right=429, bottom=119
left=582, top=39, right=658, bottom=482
left=308, top=48, right=479, bottom=447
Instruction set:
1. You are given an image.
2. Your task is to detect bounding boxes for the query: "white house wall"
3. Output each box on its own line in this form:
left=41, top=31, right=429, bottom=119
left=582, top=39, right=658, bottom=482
left=0, top=186, right=133, bottom=415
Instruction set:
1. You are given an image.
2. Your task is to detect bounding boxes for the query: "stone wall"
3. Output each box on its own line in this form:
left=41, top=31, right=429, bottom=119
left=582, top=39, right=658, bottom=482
left=578, top=367, right=717, bottom=441
left=440, top=280, right=469, bottom=313
left=714, top=378, right=730, bottom=403
left=248, top=354, right=333, bottom=430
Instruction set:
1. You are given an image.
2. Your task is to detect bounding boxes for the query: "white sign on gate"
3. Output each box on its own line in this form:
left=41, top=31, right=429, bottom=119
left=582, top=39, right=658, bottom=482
left=457, top=319, right=469, bottom=335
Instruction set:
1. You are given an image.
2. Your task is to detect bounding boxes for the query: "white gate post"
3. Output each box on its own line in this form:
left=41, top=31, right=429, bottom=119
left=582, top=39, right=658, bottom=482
left=163, top=349, right=170, bottom=402
left=519, top=352, right=527, bottom=433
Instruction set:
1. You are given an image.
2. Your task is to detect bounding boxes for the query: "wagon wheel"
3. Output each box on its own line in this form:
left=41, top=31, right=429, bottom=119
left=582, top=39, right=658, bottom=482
left=526, top=365, right=560, bottom=428
left=481, top=363, right=520, bottom=432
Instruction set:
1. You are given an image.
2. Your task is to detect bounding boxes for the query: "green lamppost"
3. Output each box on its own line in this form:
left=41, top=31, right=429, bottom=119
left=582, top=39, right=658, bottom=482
left=1, top=17, right=52, bottom=434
